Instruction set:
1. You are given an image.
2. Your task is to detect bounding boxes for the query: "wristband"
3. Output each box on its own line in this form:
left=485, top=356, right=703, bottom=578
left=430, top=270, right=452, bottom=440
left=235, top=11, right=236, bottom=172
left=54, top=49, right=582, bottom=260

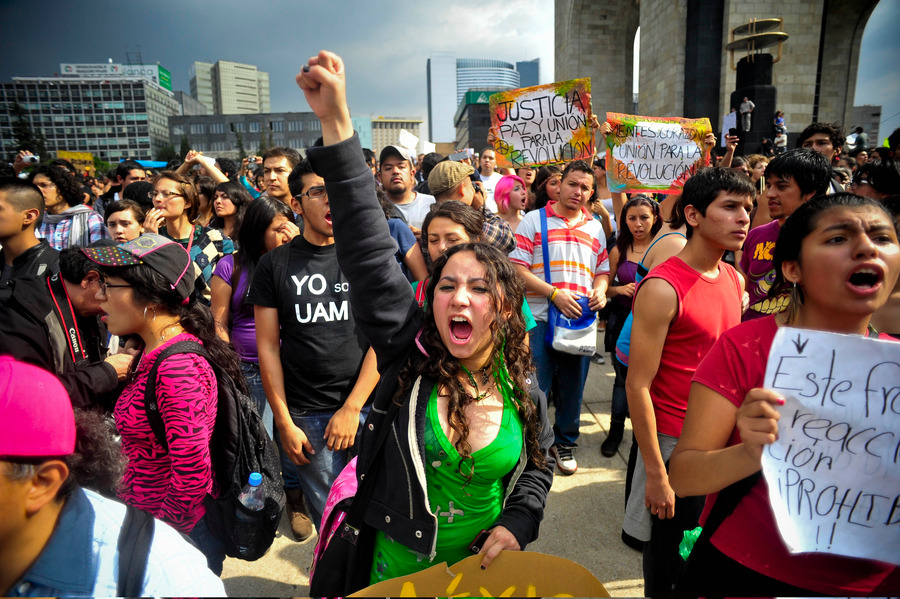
left=549, top=288, right=559, bottom=302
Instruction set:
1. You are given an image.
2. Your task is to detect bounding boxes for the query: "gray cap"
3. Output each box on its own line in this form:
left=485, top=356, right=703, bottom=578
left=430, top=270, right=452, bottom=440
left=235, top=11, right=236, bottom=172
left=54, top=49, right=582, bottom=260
left=428, top=161, right=476, bottom=196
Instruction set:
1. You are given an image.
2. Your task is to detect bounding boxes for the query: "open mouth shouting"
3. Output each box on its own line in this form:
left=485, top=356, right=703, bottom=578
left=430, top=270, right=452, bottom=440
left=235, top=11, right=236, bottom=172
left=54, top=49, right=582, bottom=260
left=449, top=315, right=474, bottom=344
left=847, top=265, right=884, bottom=296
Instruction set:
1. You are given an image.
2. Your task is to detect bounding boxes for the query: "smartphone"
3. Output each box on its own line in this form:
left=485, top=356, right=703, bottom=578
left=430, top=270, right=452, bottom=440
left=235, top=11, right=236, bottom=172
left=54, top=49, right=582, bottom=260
left=450, top=149, right=471, bottom=162
left=728, top=128, right=739, bottom=137
left=469, top=529, right=490, bottom=554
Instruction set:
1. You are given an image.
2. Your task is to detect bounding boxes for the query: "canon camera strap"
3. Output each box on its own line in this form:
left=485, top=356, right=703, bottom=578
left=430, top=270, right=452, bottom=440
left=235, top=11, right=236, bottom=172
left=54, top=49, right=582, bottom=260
left=47, top=274, right=87, bottom=362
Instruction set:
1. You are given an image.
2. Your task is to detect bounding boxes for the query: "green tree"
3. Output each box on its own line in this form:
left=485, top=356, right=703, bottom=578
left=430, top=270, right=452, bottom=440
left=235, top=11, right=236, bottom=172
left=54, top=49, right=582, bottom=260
left=235, top=131, right=247, bottom=158
left=156, top=143, right=178, bottom=163
left=11, top=102, right=46, bottom=157
left=179, top=136, right=191, bottom=160
left=256, top=128, right=268, bottom=157
left=93, top=155, right=112, bottom=176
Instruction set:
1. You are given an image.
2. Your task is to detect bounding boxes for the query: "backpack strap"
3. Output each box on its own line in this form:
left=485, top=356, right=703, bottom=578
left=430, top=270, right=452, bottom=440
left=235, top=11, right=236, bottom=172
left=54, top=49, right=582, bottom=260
left=414, top=278, right=429, bottom=308
left=700, top=471, right=761, bottom=541
left=117, top=504, right=155, bottom=597
left=143, top=340, right=209, bottom=451
left=539, top=208, right=552, bottom=287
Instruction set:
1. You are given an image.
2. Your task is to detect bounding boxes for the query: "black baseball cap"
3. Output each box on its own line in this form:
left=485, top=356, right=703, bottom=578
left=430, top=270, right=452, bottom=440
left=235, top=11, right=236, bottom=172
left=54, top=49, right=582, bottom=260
left=81, top=233, right=194, bottom=302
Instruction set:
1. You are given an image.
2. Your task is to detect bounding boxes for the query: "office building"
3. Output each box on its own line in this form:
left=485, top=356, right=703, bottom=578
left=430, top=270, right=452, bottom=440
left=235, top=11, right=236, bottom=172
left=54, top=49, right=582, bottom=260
left=168, top=112, right=394, bottom=158
left=371, top=116, right=424, bottom=156
left=174, top=91, right=208, bottom=116
left=516, top=59, right=540, bottom=88
left=427, top=52, right=539, bottom=143
left=0, top=76, right=180, bottom=162
left=59, top=62, right=173, bottom=91
left=189, top=60, right=271, bottom=115
left=455, top=89, right=504, bottom=150
left=169, top=112, right=322, bottom=157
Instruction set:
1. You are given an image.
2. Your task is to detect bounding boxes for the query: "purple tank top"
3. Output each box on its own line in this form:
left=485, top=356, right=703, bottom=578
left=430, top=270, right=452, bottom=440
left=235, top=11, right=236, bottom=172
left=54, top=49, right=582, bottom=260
left=614, top=260, right=639, bottom=309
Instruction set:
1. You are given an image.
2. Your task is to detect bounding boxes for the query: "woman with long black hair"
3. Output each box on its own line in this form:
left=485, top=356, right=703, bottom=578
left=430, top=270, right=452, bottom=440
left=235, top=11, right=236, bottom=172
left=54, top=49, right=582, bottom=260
left=210, top=197, right=299, bottom=435
left=82, top=234, right=244, bottom=575
left=298, top=51, right=554, bottom=590
left=669, top=193, right=900, bottom=595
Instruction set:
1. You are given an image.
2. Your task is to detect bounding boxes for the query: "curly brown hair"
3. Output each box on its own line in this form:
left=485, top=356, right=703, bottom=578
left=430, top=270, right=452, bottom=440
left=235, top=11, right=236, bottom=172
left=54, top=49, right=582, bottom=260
left=28, top=164, right=85, bottom=207
left=394, top=243, right=546, bottom=478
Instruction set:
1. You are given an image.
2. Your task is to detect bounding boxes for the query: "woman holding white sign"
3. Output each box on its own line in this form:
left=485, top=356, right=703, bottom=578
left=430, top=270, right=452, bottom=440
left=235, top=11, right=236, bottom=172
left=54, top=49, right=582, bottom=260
left=669, top=193, right=900, bottom=595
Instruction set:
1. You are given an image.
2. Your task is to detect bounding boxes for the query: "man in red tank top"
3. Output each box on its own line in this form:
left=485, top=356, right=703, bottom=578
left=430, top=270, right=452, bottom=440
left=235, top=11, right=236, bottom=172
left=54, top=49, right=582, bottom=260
left=623, top=168, right=755, bottom=597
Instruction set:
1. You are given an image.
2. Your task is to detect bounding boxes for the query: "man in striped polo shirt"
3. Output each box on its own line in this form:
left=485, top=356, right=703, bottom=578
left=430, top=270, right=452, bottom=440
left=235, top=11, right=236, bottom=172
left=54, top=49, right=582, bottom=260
left=510, top=160, right=609, bottom=474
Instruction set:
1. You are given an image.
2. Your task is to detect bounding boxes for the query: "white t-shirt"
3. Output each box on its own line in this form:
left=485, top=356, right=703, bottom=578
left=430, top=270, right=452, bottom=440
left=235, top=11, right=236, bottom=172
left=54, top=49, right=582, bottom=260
left=480, top=171, right=503, bottom=213
left=601, top=197, right=617, bottom=234
left=393, top=192, right=436, bottom=229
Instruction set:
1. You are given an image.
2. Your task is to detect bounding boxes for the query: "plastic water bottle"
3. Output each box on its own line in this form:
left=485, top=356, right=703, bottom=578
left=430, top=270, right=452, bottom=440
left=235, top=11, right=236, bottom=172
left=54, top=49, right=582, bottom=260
left=235, top=472, right=265, bottom=557
left=238, top=472, right=265, bottom=511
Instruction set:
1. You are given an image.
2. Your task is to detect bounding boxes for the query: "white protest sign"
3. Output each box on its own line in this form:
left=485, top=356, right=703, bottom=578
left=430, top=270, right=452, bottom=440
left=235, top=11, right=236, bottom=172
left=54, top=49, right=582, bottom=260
left=761, top=326, right=900, bottom=565
left=399, top=129, right=419, bottom=154
left=605, top=113, right=711, bottom=194
left=721, top=110, right=737, bottom=147
left=489, top=78, right=594, bottom=168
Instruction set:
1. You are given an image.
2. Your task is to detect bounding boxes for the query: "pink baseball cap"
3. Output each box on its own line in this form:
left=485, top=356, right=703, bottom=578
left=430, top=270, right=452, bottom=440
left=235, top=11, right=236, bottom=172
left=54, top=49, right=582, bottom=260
left=0, top=356, right=75, bottom=458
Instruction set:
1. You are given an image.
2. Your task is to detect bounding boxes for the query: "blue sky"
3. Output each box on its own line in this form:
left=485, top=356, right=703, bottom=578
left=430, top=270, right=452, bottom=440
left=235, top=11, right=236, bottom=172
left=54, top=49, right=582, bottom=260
left=854, top=0, right=900, bottom=141
left=1, top=0, right=896, bottom=141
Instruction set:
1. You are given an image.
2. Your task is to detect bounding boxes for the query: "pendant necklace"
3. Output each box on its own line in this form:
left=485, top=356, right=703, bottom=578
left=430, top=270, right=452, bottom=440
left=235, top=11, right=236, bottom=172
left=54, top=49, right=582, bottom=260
left=461, top=364, right=494, bottom=402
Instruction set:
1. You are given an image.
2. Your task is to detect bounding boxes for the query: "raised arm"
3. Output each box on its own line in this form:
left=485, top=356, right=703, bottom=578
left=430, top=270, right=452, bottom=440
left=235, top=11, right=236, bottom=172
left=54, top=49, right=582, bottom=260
left=298, top=51, right=420, bottom=369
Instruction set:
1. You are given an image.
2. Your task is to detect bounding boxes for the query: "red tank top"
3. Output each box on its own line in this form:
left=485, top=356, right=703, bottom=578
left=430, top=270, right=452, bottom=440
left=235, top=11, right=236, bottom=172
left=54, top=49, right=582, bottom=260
left=640, top=256, right=742, bottom=437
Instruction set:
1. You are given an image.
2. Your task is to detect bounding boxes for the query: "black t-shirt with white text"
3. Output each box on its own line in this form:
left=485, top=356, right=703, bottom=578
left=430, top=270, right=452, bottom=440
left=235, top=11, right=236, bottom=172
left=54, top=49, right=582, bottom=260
left=246, top=237, right=367, bottom=412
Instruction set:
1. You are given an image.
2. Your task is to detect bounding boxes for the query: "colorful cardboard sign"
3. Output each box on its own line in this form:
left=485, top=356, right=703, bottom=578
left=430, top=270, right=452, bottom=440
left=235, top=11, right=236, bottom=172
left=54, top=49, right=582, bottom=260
left=351, top=551, right=610, bottom=597
left=490, top=79, right=594, bottom=168
left=604, top=113, right=712, bottom=194
left=56, top=151, right=95, bottom=174
left=762, top=327, right=900, bottom=565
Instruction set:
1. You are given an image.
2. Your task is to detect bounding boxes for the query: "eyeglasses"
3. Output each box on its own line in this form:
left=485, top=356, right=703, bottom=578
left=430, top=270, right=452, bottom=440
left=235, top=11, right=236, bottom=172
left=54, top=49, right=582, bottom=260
left=295, top=186, right=327, bottom=200
left=99, top=279, right=132, bottom=295
left=852, top=177, right=871, bottom=187
left=148, top=190, right=184, bottom=200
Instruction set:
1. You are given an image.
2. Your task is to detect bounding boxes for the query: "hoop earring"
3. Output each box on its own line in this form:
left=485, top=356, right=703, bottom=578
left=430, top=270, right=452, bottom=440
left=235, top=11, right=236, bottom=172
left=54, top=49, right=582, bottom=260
left=786, top=281, right=803, bottom=324
left=142, top=306, right=158, bottom=322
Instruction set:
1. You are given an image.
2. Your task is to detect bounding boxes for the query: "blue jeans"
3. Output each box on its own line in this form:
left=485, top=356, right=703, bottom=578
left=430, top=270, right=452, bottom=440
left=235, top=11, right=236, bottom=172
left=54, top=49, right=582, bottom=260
left=189, top=515, right=226, bottom=576
left=240, top=361, right=274, bottom=438
left=530, top=320, right=591, bottom=446
left=274, top=406, right=369, bottom=530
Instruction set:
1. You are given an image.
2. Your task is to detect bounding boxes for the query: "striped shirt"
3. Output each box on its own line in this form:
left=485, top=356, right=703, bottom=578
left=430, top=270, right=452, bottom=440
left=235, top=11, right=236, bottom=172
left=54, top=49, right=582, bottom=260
left=509, top=202, right=609, bottom=322
left=37, top=207, right=109, bottom=250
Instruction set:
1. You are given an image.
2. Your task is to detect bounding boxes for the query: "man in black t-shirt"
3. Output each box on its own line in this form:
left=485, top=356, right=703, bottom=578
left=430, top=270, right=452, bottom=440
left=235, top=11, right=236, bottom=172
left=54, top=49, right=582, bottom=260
left=247, top=159, right=379, bottom=538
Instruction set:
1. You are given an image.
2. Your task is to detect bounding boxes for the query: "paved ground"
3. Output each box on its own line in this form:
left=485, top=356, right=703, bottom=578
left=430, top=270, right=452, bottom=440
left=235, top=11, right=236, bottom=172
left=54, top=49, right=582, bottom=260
left=221, top=351, right=643, bottom=597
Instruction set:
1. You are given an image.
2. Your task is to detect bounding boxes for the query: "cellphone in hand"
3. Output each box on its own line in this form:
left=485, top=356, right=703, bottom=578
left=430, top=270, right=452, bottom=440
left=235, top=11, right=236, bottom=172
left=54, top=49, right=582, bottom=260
left=469, top=529, right=490, bottom=554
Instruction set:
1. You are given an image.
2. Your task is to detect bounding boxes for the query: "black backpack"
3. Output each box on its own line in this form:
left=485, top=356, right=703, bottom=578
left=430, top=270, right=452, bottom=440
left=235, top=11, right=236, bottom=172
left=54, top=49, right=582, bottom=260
left=142, top=340, right=284, bottom=561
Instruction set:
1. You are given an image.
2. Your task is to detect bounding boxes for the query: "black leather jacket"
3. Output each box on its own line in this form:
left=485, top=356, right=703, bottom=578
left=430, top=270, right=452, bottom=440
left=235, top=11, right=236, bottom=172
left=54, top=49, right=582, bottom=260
left=0, top=239, right=59, bottom=285
left=308, top=134, right=555, bottom=558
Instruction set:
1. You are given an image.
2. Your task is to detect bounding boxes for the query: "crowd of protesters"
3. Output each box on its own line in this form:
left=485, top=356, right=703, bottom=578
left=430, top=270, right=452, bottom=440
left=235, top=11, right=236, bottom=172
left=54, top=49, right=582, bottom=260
left=1, top=48, right=899, bottom=597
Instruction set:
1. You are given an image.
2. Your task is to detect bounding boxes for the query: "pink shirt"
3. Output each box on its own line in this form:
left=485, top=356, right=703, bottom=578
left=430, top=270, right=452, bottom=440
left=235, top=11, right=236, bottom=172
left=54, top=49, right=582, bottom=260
left=115, top=333, right=218, bottom=533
